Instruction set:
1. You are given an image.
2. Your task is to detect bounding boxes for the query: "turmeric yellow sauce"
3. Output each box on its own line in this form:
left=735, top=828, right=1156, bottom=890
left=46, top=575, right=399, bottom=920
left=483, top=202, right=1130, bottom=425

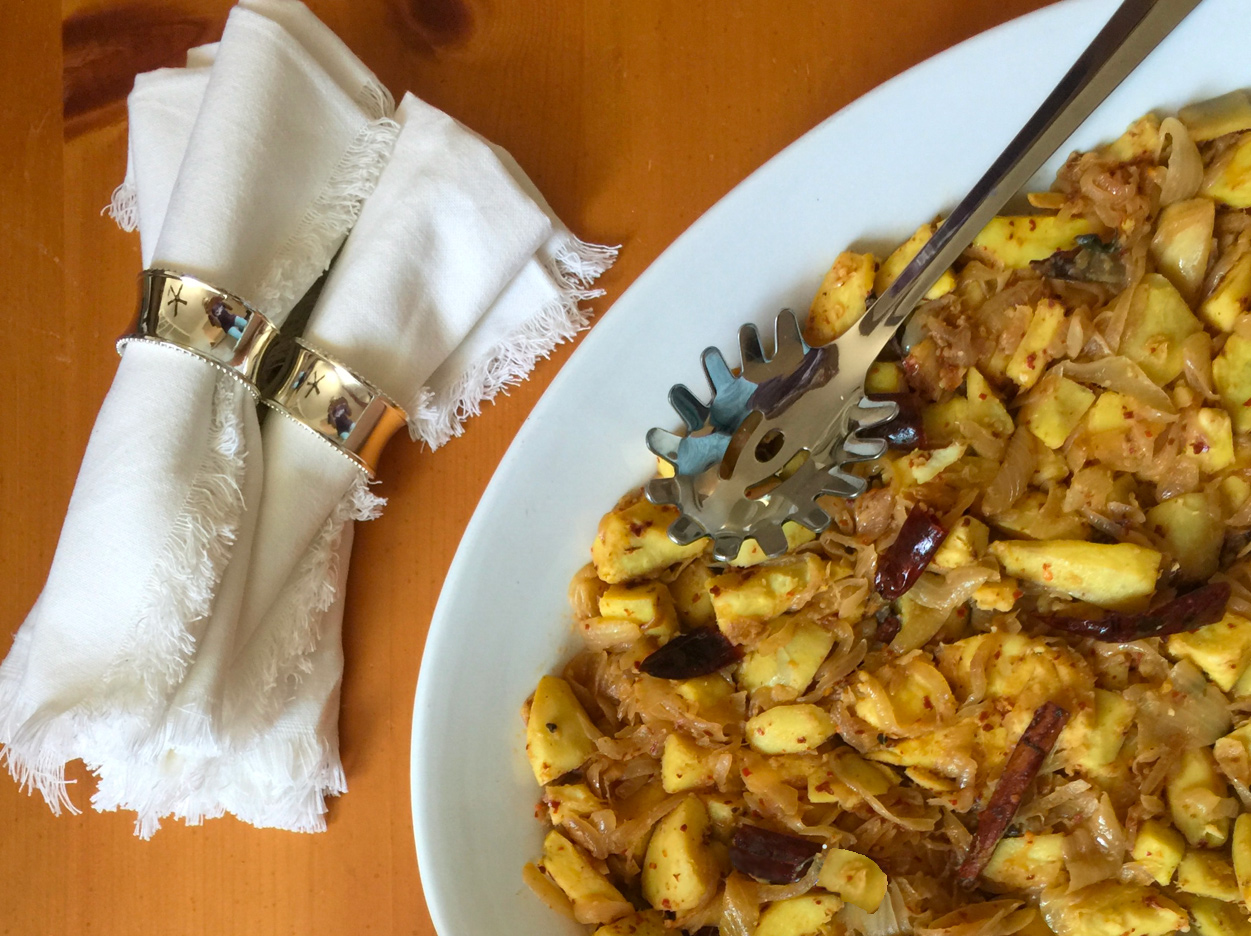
left=523, top=93, right=1251, bottom=936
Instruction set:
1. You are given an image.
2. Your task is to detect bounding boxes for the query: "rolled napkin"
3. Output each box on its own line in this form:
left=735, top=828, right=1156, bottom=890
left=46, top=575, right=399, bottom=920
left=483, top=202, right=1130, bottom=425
left=0, top=0, right=398, bottom=815
left=109, top=91, right=617, bottom=834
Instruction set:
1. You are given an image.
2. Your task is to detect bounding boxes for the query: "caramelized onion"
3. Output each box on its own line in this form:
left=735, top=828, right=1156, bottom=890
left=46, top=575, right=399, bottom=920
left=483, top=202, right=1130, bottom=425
left=982, top=428, right=1036, bottom=516
left=1160, top=117, right=1204, bottom=205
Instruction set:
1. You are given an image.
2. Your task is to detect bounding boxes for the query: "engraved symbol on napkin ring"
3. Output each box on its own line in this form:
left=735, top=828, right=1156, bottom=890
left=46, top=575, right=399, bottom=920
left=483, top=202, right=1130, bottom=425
left=117, top=269, right=281, bottom=396
left=264, top=340, right=409, bottom=477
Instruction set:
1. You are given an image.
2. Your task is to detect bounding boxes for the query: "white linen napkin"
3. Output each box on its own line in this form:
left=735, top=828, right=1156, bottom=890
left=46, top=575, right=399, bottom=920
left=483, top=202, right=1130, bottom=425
left=0, top=0, right=397, bottom=816
left=105, top=91, right=617, bottom=834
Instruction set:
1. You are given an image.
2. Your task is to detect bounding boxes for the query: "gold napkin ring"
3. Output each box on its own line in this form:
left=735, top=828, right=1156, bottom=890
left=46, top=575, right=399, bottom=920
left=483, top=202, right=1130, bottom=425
left=117, top=269, right=280, bottom=396
left=264, top=340, right=409, bottom=476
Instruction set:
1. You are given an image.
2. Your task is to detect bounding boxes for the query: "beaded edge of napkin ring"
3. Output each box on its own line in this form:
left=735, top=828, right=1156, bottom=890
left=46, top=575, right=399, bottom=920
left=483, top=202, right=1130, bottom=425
left=263, top=340, right=409, bottom=477
left=117, top=269, right=281, bottom=397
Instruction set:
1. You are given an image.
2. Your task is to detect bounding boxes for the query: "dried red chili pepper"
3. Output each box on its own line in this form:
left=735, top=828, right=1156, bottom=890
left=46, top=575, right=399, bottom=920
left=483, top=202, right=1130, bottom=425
left=874, top=505, right=948, bottom=600
left=957, top=701, right=1069, bottom=885
left=729, top=824, right=824, bottom=884
left=874, top=613, right=902, bottom=645
left=866, top=393, right=931, bottom=451
left=1041, top=581, right=1230, bottom=643
left=639, top=628, right=743, bottom=679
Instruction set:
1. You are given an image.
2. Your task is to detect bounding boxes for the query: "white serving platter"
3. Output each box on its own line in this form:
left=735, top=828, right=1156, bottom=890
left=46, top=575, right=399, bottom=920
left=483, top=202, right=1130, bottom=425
left=411, top=1, right=1250, bottom=932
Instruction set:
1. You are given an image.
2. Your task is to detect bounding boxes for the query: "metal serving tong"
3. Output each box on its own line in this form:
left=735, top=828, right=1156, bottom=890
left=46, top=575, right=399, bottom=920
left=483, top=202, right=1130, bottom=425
left=645, top=0, right=1203, bottom=563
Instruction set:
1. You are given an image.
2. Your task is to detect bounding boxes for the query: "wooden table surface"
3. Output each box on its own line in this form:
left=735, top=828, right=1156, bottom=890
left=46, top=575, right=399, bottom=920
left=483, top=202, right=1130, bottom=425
left=1, top=1, right=1057, bottom=932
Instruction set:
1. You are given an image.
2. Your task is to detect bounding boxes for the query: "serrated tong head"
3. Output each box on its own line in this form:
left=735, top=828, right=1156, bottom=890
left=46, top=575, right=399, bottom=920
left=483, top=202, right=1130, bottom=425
left=645, top=309, right=899, bottom=562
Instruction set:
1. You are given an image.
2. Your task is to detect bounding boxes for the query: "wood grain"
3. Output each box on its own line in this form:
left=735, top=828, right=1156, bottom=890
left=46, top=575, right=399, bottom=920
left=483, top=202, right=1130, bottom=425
left=3, top=1, right=1056, bottom=933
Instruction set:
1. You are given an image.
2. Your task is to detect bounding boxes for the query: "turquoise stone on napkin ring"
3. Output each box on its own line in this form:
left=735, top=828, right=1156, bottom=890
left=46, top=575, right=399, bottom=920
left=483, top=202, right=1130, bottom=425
left=118, top=269, right=281, bottom=396
left=264, top=340, right=409, bottom=477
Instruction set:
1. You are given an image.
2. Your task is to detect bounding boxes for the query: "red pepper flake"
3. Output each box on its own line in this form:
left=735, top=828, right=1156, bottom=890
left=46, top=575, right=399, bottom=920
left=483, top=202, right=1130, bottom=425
left=957, top=701, right=1069, bottom=884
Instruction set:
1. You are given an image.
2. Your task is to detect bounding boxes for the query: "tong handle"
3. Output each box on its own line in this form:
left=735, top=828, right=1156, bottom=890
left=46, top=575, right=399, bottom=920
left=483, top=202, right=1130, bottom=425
left=859, top=0, right=1202, bottom=341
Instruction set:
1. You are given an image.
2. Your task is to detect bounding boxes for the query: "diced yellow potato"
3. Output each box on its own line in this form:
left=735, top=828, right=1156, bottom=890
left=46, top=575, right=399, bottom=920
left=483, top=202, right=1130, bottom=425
left=1181, top=91, right=1251, bottom=142
left=1152, top=198, right=1215, bottom=306
left=932, top=516, right=990, bottom=570
left=1225, top=470, right=1251, bottom=509
left=1168, top=747, right=1233, bottom=847
left=894, top=441, right=966, bottom=486
left=817, top=850, right=887, bottom=913
left=866, top=361, right=906, bottom=395
left=641, top=796, right=718, bottom=912
left=989, top=539, right=1161, bottom=610
left=1007, top=298, right=1066, bottom=389
left=755, top=894, right=842, bottom=936
left=1067, top=688, right=1135, bottom=774
left=1103, top=113, right=1162, bottom=162
left=1201, top=131, right=1251, bottom=207
left=670, top=560, right=715, bottom=628
left=1042, top=881, right=1186, bottom=936
left=806, top=250, right=877, bottom=346
left=1215, top=721, right=1251, bottom=787
left=546, top=783, right=607, bottom=827
left=593, top=911, right=668, bottom=936
left=527, top=676, right=601, bottom=785
left=1131, top=819, right=1186, bottom=886
left=1121, top=274, right=1204, bottom=386
left=1234, top=813, right=1251, bottom=907
left=661, top=733, right=717, bottom=793
left=729, top=523, right=817, bottom=568
left=599, top=582, right=678, bottom=643
left=674, top=673, right=735, bottom=712
left=703, top=792, right=743, bottom=839
left=971, top=214, right=1093, bottom=269
left=1085, top=391, right=1140, bottom=433
left=592, top=499, right=706, bottom=584
left=1202, top=252, right=1251, bottom=333
left=966, top=367, right=1016, bottom=441
left=1148, top=492, right=1224, bottom=584
left=922, top=397, right=970, bottom=447
left=1033, top=445, right=1070, bottom=485
left=1213, top=331, right=1251, bottom=434
left=1177, top=850, right=1240, bottom=902
left=937, top=631, right=1087, bottom=705
left=656, top=456, right=675, bottom=478
left=540, top=831, right=632, bottom=925
left=1169, top=611, right=1251, bottom=694
left=1022, top=373, right=1097, bottom=449
left=991, top=490, right=1091, bottom=541
left=710, top=554, right=827, bottom=629
left=1183, top=408, right=1236, bottom=474
left=808, top=747, right=896, bottom=805
left=876, top=223, right=956, bottom=300
left=1187, top=896, right=1251, bottom=936
left=746, top=704, right=835, bottom=755
left=973, top=579, right=1020, bottom=612
left=737, top=617, right=836, bottom=693
left=982, top=832, right=1068, bottom=892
